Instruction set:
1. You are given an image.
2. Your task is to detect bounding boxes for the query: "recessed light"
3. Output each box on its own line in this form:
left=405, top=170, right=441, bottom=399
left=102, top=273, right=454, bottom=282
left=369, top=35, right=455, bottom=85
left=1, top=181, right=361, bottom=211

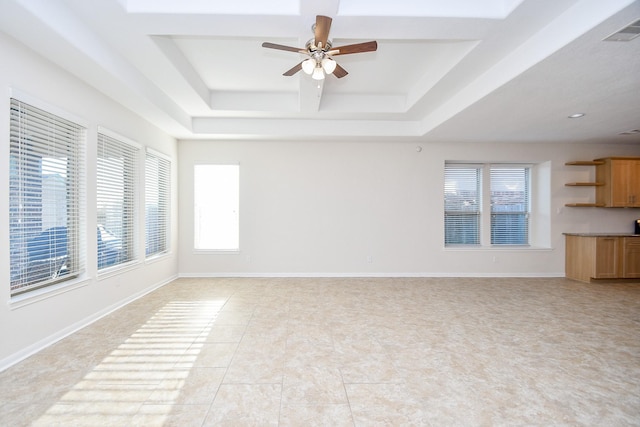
left=619, top=129, right=640, bottom=135
left=568, top=113, right=585, bottom=119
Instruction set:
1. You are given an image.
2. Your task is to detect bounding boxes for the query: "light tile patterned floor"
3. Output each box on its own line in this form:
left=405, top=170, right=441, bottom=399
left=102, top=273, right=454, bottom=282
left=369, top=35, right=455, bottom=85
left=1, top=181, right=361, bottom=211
left=1, top=277, right=639, bottom=426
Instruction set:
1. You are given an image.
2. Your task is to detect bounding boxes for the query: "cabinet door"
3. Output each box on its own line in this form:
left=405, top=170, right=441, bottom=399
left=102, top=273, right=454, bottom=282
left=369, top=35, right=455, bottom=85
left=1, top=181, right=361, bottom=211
left=611, top=160, right=640, bottom=207
left=623, top=238, right=640, bottom=278
left=628, top=160, right=640, bottom=207
left=594, top=237, right=619, bottom=278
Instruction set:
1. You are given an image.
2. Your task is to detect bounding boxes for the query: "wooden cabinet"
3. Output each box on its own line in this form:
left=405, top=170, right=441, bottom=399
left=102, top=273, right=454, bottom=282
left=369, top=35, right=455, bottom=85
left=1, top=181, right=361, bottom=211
left=623, top=237, right=640, bottom=278
left=594, top=237, right=619, bottom=278
left=596, top=157, right=640, bottom=207
left=565, top=234, right=640, bottom=282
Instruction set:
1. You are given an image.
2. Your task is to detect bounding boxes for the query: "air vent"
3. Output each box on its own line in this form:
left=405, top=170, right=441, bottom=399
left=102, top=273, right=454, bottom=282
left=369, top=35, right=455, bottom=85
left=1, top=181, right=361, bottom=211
left=603, top=19, right=640, bottom=41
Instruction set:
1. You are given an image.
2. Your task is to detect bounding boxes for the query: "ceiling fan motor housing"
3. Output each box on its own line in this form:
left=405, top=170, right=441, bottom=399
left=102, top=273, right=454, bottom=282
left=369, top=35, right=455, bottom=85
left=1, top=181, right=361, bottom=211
left=306, top=38, right=332, bottom=52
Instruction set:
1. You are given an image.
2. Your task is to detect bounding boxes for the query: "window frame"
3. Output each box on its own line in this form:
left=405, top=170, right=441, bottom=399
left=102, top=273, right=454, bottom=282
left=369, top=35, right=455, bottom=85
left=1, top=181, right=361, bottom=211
left=444, top=162, right=532, bottom=248
left=96, top=127, right=141, bottom=272
left=144, top=148, right=171, bottom=259
left=193, top=163, right=240, bottom=253
left=8, top=96, right=86, bottom=297
left=489, top=165, right=531, bottom=246
left=444, top=164, right=482, bottom=246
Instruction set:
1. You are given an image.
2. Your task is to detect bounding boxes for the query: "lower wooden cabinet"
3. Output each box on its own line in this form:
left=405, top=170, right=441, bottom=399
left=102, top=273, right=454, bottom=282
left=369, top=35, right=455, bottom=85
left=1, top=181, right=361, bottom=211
left=594, top=237, right=619, bottom=279
left=565, top=234, right=640, bottom=282
left=623, top=237, right=640, bottom=278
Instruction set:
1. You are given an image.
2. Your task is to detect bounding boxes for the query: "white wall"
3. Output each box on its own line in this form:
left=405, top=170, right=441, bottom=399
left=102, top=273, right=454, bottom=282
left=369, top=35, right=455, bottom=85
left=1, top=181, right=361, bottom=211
left=0, top=33, right=179, bottom=369
left=1, top=27, right=639, bottom=371
left=178, top=139, right=640, bottom=277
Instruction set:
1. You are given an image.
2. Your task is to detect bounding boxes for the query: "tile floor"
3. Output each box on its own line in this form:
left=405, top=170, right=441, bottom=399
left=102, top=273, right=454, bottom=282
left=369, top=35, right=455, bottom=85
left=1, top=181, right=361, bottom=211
left=1, top=277, right=639, bottom=426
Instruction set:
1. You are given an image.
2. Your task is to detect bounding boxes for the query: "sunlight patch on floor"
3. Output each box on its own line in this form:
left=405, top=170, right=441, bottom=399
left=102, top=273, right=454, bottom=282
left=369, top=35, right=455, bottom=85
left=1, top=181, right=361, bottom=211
left=32, top=300, right=224, bottom=426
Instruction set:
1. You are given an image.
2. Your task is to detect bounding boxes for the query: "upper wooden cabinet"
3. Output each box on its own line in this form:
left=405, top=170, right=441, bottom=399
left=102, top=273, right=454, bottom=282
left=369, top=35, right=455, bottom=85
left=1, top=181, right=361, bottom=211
left=595, top=157, right=640, bottom=207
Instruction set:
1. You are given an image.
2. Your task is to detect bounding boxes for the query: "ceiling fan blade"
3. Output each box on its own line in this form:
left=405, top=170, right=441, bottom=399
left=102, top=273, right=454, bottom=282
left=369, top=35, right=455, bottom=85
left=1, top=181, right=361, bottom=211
left=262, top=42, right=304, bottom=53
left=314, top=15, right=332, bottom=49
left=283, top=62, right=303, bottom=76
left=331, top=41, right=378, bottom=55
left=332, top=63, right=348, bottom=78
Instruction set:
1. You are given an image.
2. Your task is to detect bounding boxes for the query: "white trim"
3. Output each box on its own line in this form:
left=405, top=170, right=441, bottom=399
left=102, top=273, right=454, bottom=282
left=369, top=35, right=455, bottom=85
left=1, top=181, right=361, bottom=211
left=97, top=126, right=142, bottom=150
left=145, top=251, right=173, bottom=264
left=193, top=161, right=240, bottom=166
left=146, top=146, right=172, bottom=162
left=96, top=260, right=143, bottom=281
left=178, top=272, right=565, bottom=278
left=8, top=87, right=89, bottom=128
left=8, top=277, right=91, bottom=310
left=0, top=274, right=177, bottom=373
left=193, top=250, right=241, bottom=255
left=443, top=246, right=554, bottom=251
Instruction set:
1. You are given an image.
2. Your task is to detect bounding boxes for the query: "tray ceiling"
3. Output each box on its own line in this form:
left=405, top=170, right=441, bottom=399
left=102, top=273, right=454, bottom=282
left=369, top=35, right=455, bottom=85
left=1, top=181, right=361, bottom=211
left=1, top=0, right=639, bottom=144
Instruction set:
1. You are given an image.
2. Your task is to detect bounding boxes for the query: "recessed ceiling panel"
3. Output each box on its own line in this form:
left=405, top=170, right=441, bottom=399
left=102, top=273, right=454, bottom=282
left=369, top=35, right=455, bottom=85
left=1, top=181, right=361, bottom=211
left=172, top=36, right=300, bottom=92
left=324, top=40, right=477, bottom=95
left=125, top=0, right=299, bottom=15
left=338, top=0, right=524, bottom=19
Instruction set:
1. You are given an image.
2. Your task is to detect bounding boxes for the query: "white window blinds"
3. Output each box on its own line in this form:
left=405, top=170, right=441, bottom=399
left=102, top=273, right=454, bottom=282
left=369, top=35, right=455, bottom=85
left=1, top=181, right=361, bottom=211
left=9, top=98, right=85, bottom=296
left=97, top=131, right=139, bottom=269
left=145, top=150, right=170, bottom=257
left=490, top=167, right=530, bottom=245
left=444, top=165, right=481, bottom=245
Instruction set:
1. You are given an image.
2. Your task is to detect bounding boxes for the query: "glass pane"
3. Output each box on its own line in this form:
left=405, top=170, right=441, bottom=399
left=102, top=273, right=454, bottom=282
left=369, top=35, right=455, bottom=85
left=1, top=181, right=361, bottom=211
left=145, top=153, right=170, bottom=257
left=9, top=99, right=84, bottom=296
left=194, top=164, right=239, bottom=251
left=445, top=213, right=480, bottom=245
left=444, top=165, right=481, bottom=245
left=490, top=167, right=529, bottom=245
left=97, top=133, right=138, bottom=269
left=491, top=213, right=528, bottom=244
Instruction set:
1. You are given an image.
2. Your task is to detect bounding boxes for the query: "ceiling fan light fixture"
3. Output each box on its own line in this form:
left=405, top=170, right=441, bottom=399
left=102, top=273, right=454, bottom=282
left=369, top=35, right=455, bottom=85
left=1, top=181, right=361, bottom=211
left=311, top=66, right=325, bottom=80
left=321, top=57, right=337, bottom=74
left=262, top=15, right=378, bottom=80
left=301, top=58, right=315, bottom=75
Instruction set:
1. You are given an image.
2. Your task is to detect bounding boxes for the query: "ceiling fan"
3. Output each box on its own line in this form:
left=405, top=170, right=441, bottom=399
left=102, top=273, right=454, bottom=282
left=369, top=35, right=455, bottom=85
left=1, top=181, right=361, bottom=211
left=262, top=15, right=378, bottom=80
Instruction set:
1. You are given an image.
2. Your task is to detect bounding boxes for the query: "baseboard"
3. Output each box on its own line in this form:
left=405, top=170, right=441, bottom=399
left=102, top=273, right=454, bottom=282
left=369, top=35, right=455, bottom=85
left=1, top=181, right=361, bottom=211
left=178, top=272, right=565, bottom=278
left=0, top=274, right=177, bottom=373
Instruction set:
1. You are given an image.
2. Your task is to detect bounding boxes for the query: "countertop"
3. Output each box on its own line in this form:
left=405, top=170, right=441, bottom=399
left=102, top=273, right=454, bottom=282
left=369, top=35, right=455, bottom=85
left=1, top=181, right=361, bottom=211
left=563, top=232, right=640, bottom=237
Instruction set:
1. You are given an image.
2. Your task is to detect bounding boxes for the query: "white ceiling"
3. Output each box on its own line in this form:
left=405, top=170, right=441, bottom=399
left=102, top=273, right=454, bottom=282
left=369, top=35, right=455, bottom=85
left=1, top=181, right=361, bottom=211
left=2, top=0, right=640, bottom=144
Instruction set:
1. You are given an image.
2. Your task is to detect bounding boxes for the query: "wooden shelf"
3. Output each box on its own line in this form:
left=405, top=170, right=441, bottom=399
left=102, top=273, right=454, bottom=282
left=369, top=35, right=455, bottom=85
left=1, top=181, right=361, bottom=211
left=565, top=160, right=606, bottom=206
left=565, top=203, right=606, bottom=207
left=565, top=161, right=605, bottom=166
left=565, top=182, right=604, bottom=186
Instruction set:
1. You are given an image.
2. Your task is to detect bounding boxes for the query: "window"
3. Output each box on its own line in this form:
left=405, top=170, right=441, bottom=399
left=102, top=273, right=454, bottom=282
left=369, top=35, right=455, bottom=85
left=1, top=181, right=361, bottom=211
left=445, top=163, right=530, bottom=246
left=145, top=150, right=170, bottom=257
left=490, top=167, right=529, bottom=245
left=9, top=98, right=85, bottom=296
left=97, top=130, right=140, bottom=270
left=194, top=164, right=239, bottom=251
left=444, top=165, right=481, bottom=245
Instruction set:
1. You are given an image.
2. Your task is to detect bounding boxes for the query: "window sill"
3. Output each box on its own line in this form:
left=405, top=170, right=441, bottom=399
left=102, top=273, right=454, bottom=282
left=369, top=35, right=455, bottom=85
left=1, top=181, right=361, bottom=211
left=8, top=277, right=91, bottom=310
left=97, top=260, right=142, bottom=281
left=193, top=249, right=240, bottom=255
left=444, top=245, right=553, bottom=251
left=145, top=251, right=172, bottom=264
